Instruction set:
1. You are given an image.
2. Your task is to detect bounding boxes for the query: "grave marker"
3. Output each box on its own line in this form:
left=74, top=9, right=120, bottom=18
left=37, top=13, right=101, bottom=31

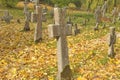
left=108, top=27, right=116, bottom=58
left=50, top=8, right=54, bottom=18
left=42, top=6, right=48, bottom=13
left=67, top=16, right=73, bottom=26
left=82, top=19, right=87, bottom=26
left=24, top=11, right=30, bottom=31
left=34, top=6, right=42, bottom=42
left=101, top=1, right=108, bottom=17
left=94, top=6, right=102, bottom=31
left=42, top=13, right=47, bottom=22
left=31, top=1, right=47, bottom=22
left=42, top=6, right=48, bottom=22
left=24, top=0, right=31, bottom=22
left=35, top=0, right=39, bottom=6
left=112, top=7, right=118, bottom=24
left=2, top=10, right=13, bottom=24
left=48, top=7, right=72, bottom=80
left=23, top=0, right=28, bottom=14
left=28, top=11, right=31, bottom=22
left=31, top=0, right=39, bottom=22
left=73, top=24, right=80, bottom=35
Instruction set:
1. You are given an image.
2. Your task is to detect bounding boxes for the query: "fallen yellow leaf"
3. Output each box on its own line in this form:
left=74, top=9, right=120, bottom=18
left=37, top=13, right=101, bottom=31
left=77, top=76, right=87, bottom=80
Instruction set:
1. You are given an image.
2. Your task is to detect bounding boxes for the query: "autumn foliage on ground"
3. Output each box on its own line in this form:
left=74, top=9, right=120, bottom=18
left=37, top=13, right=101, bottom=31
left=0, top=2, right=120, bottom=80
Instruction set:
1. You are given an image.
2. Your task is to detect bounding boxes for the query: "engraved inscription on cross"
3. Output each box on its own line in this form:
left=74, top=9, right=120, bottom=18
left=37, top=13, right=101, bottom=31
left=48, top=7, right=72, bottom=80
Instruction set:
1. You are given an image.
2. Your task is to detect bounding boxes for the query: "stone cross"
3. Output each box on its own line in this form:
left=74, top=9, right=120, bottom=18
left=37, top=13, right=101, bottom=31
left=31, top=4, right=37, bottom=23
left=112, top=7, right=118, bottom=24
left=42, top=7, right=47, bottom=22
left=31, top=0, right=39, bottom=22
left=31, top=2, right=47, bottom=23
left=73, top=24, right=80, bottom=35
left=50, top=8, right=54, bottom=18
left=42, top=6, right=48, bottom=13
left=2, top=10, right=13, bottom=24
left=67, top=16, right=73, bottom=26
left=42, top=6, right=48, bottom=22
left=31, top=9, right=47, bottom=22
left=35, top=0, right=39, bottom=6
left=24, top=11, right=30, bottom=31
left=101, top=1, right=108, bottom=17
left=82, top=19, right=87, bottom=26
left=24, top=0, right=31, bottom=22
left=42, top=13, right=47, bottom=22
left=34, top=6, right=42, bottom=42
left=94, top=6, right=102, bottom=31
left=28, top=11, right=31, bottom=21
left=108, top=27, right=116, bottom=58
left=23, top=0, right=28, bottom=14
left=32, top=0, right=39, bottom=8
left=48, top=7, right=72, bottom=80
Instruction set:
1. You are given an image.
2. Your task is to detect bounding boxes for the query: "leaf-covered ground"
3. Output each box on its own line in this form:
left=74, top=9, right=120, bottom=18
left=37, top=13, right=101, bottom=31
left=0, top=8, right=120, bottom=80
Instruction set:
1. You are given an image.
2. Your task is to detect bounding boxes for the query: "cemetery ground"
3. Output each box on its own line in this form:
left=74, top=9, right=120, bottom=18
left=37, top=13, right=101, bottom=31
left=0, top=6, right=120, bottom=80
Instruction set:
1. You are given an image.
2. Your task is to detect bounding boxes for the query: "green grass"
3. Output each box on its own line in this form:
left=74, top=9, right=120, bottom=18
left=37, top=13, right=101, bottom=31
left=98, top=57, right=109, bottom=65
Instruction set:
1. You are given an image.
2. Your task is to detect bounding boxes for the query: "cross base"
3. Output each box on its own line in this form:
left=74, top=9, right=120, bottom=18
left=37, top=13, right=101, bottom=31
left=57, top=65, right=72, bottom=80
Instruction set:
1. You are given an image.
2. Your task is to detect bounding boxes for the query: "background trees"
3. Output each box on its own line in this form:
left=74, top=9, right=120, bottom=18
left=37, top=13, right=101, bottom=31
left=0, top=0, right=120, bottom=11
left=0, top=0, right=18, bottom=8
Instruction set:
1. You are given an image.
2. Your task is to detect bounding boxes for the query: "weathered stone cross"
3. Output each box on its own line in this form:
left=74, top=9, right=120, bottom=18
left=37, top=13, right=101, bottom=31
left=23, top=0, right=31, bottom=31
left=67, top=16, right=73, bottom=26
left=108, top=27, right=116, bottom=58
left=35, top=0, right=39, bottom=7
left=23, top=0, right=28, bottom=14
left=42, top=6, right=47, bottom=22
left=24, top=11, right=30, bottom=31
left=34, top=5, right=43, bottom=42
left=112, top=7, right=118, bottom=24
left=48, top=7, right=72, bottom=80
left=73, top=23, right=80, bottom=35
left=31, top=0, right=39, bottom=22
left=94, top=6, right=102, bottom=31
left=2, top=10, right=13, bottom=24
left=101, top=1, right=108, bottom=17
